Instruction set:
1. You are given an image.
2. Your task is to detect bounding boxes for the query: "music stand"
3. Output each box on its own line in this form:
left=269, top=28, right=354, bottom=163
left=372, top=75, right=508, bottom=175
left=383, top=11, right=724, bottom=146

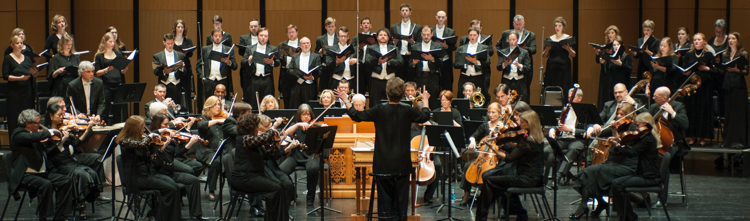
left=379, top=99, right=413, bottom=106
left=94, top=132, right=118, bottom=221
left=432, top=111, right=454, bottom=126
left=264, top=109, right=298, bottom=129
left=452, top=98, right=471, bottom=115
left=530, top=105, right=566, bottom=160
left=425, top=125, right=465, bottom=221
left=462, top=120, right=483, bottom=142
left=112, top=83, right=147, bottom=117
left=463, top=108, right=488, bottom=121
left=304, top=126, right=343, bottom=220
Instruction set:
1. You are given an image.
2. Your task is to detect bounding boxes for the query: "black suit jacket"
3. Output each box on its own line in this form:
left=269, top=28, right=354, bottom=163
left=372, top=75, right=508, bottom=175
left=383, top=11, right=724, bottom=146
left=497, top=47, right=532, bottom=78
left=325, top=43, right=360, bottom=79
left=288, top=52, right=323, bottom=82
left=365, top=44, right=405, bottom=77
left=315, top=33, right=338, bottom=53
left=238, top=33, right=257, bottom=56
left=66, top=77, right=106, bottom=116
left=496, top=29, right=537, bottom=56
left=434, top=26, right=457, bottom=53
left=411, top=41, right=443, bottom=75
left=152, top=50, right=186, bottom=83
left=454, top=43, right=491, bottom=75
left=241, top=44, right=280, bottom=77
left=460, top=34, right=494, bottom=56
left=599, top=98, right=647, bottom=122
left=649, top=101, right=688, bottom=142
left=196, top=44, right=238, bottom=80
left=390, top=22, right=422, bottom=50
left=206, top=32, right=233, bottom=47
left=9, top=128, right=52, bottom=194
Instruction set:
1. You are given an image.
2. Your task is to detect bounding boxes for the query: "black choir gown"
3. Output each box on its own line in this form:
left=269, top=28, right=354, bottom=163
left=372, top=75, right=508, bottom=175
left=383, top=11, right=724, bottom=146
left=709, top=37, right=728, bottom=117
left=673, top=42, right=693, bottom=86
left=598, top=53, right=633, bottom=109
left=721, top=51, right=750, bottom=148
left=650, top=55, right=679, bottom=92
left=2, top=54, right=35, bottom=131
left=544, top=36, right=574, bottom=94
left=94, top=52, right=126, bottom=124
left=681, top=50, right=715, bottom=139
left=44, top=33, right=75, bottom=58
left=47, top=53, right=81, bottom=97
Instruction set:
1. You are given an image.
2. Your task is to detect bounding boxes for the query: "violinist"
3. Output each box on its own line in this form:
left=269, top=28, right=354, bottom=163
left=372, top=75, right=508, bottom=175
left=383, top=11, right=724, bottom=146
left=719, top=32, right=750, bottom=149
left=144, top=84, right=178, bottom=124
left=257, top=115, right=297, bottom=207
left=196, top=95, right=226, bottom=201
left=148, top=113, right=208, bottom=220
left=650, top=87, right=689, bottom=165
left=474, top=110, right=545, bottom=221
left=409, top=101, right=442, bottom=204
left=278, top=104, right=328, bottom=206
left=115, top=116, right=181, bottom=221
left=610, top=113, right=660, bottom=221
left=148, top=102, right=203, bottom=176
left=494, top=83, right=514, bottom=112
left=43, top=104, right=107, bottom=219
left=10, top=109, right=75, bottom=220
left=572, top=104, right=637, bottom=219
left=546, top=88, right=586, bottom=185
left=232, top=114, right=291, bottom=220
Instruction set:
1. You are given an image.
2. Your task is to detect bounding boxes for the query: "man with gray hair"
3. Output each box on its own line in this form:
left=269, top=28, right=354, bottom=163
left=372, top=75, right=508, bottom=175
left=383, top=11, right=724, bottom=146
left=351, top=93, right=366, bottom=111
left=66, top=60, right=105, bottom=117
left=497, top=14, right=537, bottom=92
left=10, top=109, right=75, bottom=220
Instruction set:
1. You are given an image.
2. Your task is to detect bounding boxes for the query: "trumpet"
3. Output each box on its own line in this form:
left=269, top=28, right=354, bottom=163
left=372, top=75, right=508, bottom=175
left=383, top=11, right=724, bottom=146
left=347, top=89, right=356, bottom=101
left=470, top=87, right=485, bottom=107
left=411, top=91, right=423, bottom=104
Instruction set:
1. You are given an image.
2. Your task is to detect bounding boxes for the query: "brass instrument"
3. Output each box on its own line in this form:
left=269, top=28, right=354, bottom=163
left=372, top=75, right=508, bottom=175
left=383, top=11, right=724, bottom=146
left=347, top=89, right=356, bottom=102
left=470, top=87, right=485, bottom=107
left=412, top=90, right=423, bottom=104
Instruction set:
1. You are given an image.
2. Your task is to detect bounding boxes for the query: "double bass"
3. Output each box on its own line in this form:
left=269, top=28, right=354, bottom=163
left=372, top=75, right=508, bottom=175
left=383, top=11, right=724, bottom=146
left=654, top=74, right=701, bottom=155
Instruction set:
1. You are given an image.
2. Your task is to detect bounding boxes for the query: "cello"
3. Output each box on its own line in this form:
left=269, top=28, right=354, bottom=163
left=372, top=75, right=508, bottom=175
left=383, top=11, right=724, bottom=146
left=464, top=127, right=502, bottom=187
left=411, top=125, right=436, bottom=185
left=654, top=74, right=701, bottom=155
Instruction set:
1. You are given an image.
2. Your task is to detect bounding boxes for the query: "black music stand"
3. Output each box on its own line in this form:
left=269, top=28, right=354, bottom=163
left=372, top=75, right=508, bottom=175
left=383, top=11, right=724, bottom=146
left=95, top=131, right=118, bottom=221
left=452, top=98, right=471, bottom=115
left=425, top=125, right=465, bottom=221
left=463, top=108, right=488, bottom=121
left=304, top=126, right=342, bottom=220
left=207, top=139, right=228, bottom=220
left=432, top=111, right=455, bottom=126
left=112, top=83, right=147, bottom=117
left=313, top=108, right=347, bottom=117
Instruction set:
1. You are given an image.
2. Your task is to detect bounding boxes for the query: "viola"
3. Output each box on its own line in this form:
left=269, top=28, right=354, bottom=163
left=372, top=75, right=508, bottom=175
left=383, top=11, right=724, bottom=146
left=555, top=84, right=580, bottom=137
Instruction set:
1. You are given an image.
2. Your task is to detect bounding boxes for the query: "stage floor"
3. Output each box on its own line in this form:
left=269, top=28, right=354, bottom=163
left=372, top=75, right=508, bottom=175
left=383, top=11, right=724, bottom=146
left=0, top=151, right=747, bottom=221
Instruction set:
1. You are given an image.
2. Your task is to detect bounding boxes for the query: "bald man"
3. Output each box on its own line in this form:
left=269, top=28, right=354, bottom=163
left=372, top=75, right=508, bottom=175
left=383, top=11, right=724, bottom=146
left=288, top=37, right=322, bottom=109
left=214, top=84, right=231, bottom=111
left=650, top=86, right=689, bottom=171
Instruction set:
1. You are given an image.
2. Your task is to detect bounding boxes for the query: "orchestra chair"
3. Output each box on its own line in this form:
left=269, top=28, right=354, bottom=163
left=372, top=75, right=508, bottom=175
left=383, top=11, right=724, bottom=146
left=37, top=97, right=50, bottom=116
left=1, top=152, right=36, bottom=221
left=502, top=170, right=553, bottom=221
left=612, top=152, right=672, bottom=221
left=116, top=154, right=159, bottom=220
left=36, top=80, right=50, bottom=98
left=541, top=86, right=564, bottom=116
left=221, top=150, right=262, bottom=220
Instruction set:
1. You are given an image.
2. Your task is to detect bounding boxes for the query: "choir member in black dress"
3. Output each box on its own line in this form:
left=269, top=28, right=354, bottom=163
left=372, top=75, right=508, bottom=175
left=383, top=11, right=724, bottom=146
left=710, top=19, right=729, bottom=123
left=498, top=15, right=537, bottom=94
left=68, top=61, right=106, bottom=116
left=455, top=27, right=491, bottom=105
left=206, top=15, right=233, bottom=47
left=542, top=17, right=577, bottom=94
left=288, top=37, right=322, bottom=108
left=327, top=27, right=359, bottom=92
left=609, top=113, right=660, bottom=221
left=198, top=27, right=238, bottom=98
left=279, top=104, right=328, bottom=206
left=434, top=11, right=457, bottom=93
left=233, top=114, right=292, bottom=220
left=571, top=104, right=637, bottom=219
left=335, top=77, right=431, bottom=220
left=594, top=25, right=621, bottom=108
left=44, top=14, right=73, bottom=58
left=673, top=27, right=693, bottom=86
left=148, top=113, right=207, bottom=220
left=459, top=20, right=495, bottom=93
left=719, top=32, right=750, bottom=149
left=195, top=96, right=226, bottom=201
left=432, top=90, right=463, bottom=127
left=474, top=110, right=545, bottom=221
left=3, top=35, right=38, bottom=131
left=116, top=116, right=181, bottom=221
left=10, top=109, right=75, bottom=220
left=649, top=37, right=680, bottom=93
left=603, top=38, right=634, bottom=102
left=44, top=104, right=103, bottom=219
left=411, top=26, right=442, bottom=110
left=243, top=27, right=279, bottom=109
left=627, top=20, right=660, bottom=82
left=47, top=34, right=80, bottom=97
left=681, top=33, right=715, bottom=146
left=391, top=4, right=421, bottom=82
left=94, top=32, right=128, bottom=124
left=173, top=19, right=196, bottom=110
left=547, top=88, right=586, bottom=185
left=498, top=30, right=532, bottom=103
left=352, top=17, right=374, bottom=94
left=3, top=28, right=35, bottom=57
left=105, top=26, right=127, bottom=52
left=279, top=24, right=300, bottom=108
left=317, top=17, right=338, bottom=91
left=367, top=28, right=405, bottom=108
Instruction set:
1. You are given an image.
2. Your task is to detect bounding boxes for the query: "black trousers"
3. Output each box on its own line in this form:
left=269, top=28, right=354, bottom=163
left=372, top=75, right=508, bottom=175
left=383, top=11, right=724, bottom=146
left=544, top=138, right=585, bottom=176
left=247, top=74, right=275, bottom=110
left=137, top=174, right=182, bottom=220
left=375, top=175, right=410, bottom=221
left=483, top=69, right=493, bottom=96
left=502, top=78, right=529, bottom=104
left=164, top=83, right=183, bottom=109
left=103, top=86, right=125, bottom=125
left=440, top=58, right=454, bottom=92
left=20, top=172, right=73, bottom=220
left=279, top=157, right=320, bottom=197
left=174, top=157, right=204, bottom=177
left=400, top=55, right=415, bottom=82
left=172, top=172, right=203, bottom=217
left=415, top=72, right=441, bottom=110
left=265, top=159, right=296, bottom=203
left=74, top=152, right=105, bottom=183
left=204, top=78, right=230, bottom=100
left=458, top=74, right=487, bottom=107
left=369, top=78, right=388, bottom=108
left=195, top=145, right=221, bottom=191
left=53, top=164, right=101, bottom=203
left=611, top=175, right=660, bottom=217
left=422, top=155, right=442, bottom=202
left=289, top=83, right=317, bottom=109
left=475, top=173, right=541, bottom=219
left=232, top=174, right=291, bottom=221
left=278, top=68, right=296, bottom=108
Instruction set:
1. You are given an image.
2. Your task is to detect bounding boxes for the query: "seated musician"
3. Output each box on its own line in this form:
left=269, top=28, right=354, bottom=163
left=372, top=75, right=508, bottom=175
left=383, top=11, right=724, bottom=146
left=610, top=113, right=660, bottom=221
left=148, top=113, right=207, bottom=220
left=232, top=113, right=292, bottom=220
left=46, top=96, right=69, bottom=118
left=351, top=93, right=367, bottom=111
left=149, top=102, right=203, bottom=176
left=43, top=104, right=106, bottom=219
left=335, top=80, right=351, bottom=108
left=570, top=104, right=637, bottom=219
left=546, top=88, right=586, bottom=185
left=474, top=110, right=546, bottom=221
left=278, top=104, right=328, bottom=206
left=11, top=109, right=75, bottom=220
left=433, top=90, right=462, bottom=127
left=116, top=116, right=181, bottom=220
left=260, top=95, right=280, bottom=112
left=463, top=81, right=478, bottom=108
left=257, top=115, right=297, bottom=207
left=319, top=89, right=336, bottom=109
left=196, top=96, right=226, bottom=201
left=651, top=86, right=689, bottom=172
left=66, top=60, right=105, bottom=117
left=214, top=84, right=231, bottom=110
left=404, top=81, right=418, bottom=101
left=409, top=100, right=442, bottom=204
left=144, top=84, right=178, bottom=124
left=596, top=83, right=647, bottom=129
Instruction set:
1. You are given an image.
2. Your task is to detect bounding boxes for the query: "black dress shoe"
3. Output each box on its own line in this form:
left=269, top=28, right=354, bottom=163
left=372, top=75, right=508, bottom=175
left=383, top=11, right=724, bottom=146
left=568, top=207, right=589, bottom=220
left=306, top=194, right=315, bottom=206
left=591, top=202, right=609, bottom=216
left=250, top=207, right=265, bottom=217
left=194, top=215, right=209, bottom=220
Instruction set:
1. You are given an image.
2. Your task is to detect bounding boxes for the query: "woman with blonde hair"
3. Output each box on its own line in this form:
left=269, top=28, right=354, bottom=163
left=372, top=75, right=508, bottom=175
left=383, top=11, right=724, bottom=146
left=195, top=95, right=226, bottom=201
left=47, top=34, right=80, bottom=97
left=319, top=89, right=336, bottom=108
left=650, top=37, right=679, bottom=92
left=4, top=28, right=35, bottom=57
left=719, top=32, right=750, bottom=149
left=260, top=94, right=280, bottom=112
left=595, top=25, right=621, bottom=107
left=3, top=35, right=38, bottom=131
left=94, top=32, right=129, bottom=124
left=682, top=33, right=715, bottom=146
left=45, top=14, right=73, bottom=57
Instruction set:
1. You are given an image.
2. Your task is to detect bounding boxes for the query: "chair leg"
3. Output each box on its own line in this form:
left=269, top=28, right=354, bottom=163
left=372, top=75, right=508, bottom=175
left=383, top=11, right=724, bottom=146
left=644, top=193, right=653, bottom=217
left=505, top=193, right=511, bottom=221
left=681, top=161, right=688, bottom=205
left=1, top=195, right=12, bottom=220
left=662, top=201, right=671, bottom=221
left=14, top=192, right=27, bottom=221
left=366, top=177, right=377, bottom=221
left=469, top=187, right=478, bottom=209
left=541, top=194, right=554, bottom=219
left=235, top=196, right=244, bottom=218
left=117, top=194, right=127, bottom=219
left=528, top=193, right=539, bottom=216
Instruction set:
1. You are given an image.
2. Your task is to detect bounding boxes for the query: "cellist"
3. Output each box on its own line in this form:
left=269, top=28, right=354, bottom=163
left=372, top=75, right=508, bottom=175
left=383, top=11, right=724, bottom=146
left=650, top=87, right=689, bottom=170
left=409, top=100, right=442, bottom=205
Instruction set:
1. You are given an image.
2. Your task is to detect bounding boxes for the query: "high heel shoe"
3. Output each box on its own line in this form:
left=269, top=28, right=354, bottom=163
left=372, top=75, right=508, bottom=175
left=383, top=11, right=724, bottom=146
left=590, top=202, right=608, bottom=216
left=568, top=208, right=589, bottom=220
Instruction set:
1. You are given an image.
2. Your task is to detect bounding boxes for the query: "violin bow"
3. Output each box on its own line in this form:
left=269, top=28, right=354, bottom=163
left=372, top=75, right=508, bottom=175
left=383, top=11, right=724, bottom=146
left=68, top=96, right=79, bottom=119
left=310, top=104, right=333, bottom=125
left=255, top=91, right=262, bottom=115
left=227, top=93, right=238, bottom=116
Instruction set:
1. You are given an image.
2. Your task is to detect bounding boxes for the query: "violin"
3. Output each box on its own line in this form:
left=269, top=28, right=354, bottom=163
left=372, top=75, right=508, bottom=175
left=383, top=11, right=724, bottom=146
left=617, top=125, right=652, bottom=145
left=171, top=131, right=209, bottom=145
left=173, top=117, right=202, bottom=130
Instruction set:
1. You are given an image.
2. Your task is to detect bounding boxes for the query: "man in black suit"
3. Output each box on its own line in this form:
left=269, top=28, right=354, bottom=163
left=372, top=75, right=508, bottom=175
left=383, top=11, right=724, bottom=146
left=242, top=27, right=280, bottom=110
left=454, top=27, right=491, bottom=105
left=326, top=26, right=359, bottom=91
left=67, top=61, right=105, bottom=116
left=316, top=17, right=338, bottom=91
left=650, top=86, right=690, bottom=171
left=434, top=11, right=457, bottom=92
left=390, top=3, right=421, bottom=82
left=411, top=26, right=443, bottom=110
left=460, top=20, right=494, bottom=94
left=239, top=19, right=261, bottom=103
left=144, top=84, right=178, bottom=124
left=152, top=33, right=186, bottom=108
left=497, top=30, right=532, bottom=103
left=197, top=27, right=238, bottom=98
left=288, top=37, right=322, bottom=108
left=205, top=15, right=233, bottom=47
left=351, top=17, right=375, bottom=94
left=10, top=109, right=74, bottom=220
left=497, top=15, right=537, bottom=92
left=279, top=24, right=301, bottom=108
left=590, top=83, right=647, bottom=135
left=367, top=28, right=405, bottom=108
